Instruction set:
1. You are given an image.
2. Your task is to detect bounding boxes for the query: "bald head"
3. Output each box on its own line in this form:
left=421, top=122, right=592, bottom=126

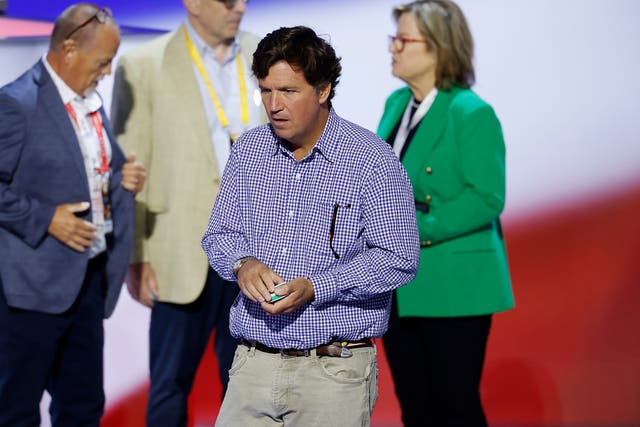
left=50, top=3, right=117, bottom=51
left=46, top=3, right=120, bottom=96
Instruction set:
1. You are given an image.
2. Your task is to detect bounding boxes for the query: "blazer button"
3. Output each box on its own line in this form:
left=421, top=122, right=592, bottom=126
left=425, top=166, right=433, bottom=174
left=425, top=195, right=432, bottom=203
left=421, top=240, right=432, bottom=246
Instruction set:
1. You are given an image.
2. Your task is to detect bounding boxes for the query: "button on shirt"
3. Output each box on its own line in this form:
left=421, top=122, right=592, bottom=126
left=202, top=109, right=420, bottom=349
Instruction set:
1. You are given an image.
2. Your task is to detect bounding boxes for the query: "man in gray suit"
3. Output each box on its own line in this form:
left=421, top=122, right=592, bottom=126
left=111, top=0, right=265, bottom=425
left=0, top=3, right=145, bottom=426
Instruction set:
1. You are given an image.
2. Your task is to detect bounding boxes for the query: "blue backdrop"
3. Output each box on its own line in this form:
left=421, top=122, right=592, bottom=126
left=8, top=0, right=182, bottom=24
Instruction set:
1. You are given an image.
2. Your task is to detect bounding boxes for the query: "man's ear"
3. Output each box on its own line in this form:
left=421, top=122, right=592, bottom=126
left=318, top=83, right=331, bottom=104
left=62, top=39, right=77, bottom=62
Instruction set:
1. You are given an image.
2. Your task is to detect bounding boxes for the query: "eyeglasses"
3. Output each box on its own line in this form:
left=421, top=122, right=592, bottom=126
left=329, top=202, right=351, bottom=260
left=388, top=35, right=428, bottom=52
left=65, top=7, right=112, bottom=40
left=215, top=0, right=250, bottom=9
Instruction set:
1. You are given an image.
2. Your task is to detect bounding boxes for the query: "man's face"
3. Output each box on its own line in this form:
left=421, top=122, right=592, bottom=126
left=259, top=60, right=330, bottom=152
left=66, top=23, right=120, bottom=95
left=195, top=0, right=246, bottom=44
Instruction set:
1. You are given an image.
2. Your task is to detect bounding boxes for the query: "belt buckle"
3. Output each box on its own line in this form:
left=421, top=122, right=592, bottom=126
left=339, top=342, right=353, bottom=358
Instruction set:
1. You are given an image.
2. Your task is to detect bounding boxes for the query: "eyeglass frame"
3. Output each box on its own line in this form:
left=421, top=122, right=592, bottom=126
left=215, top=0, right=250, bottom=10
left=64, top=7, right=112, bottom=41
left=388, top=35, right=428, bottom=52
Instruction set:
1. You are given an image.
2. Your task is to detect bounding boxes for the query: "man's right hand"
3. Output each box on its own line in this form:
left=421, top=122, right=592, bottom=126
left=126, top=262, right=159, bottom=307
left=47, top=202, right=96, bottom=252
left=236, top=258, right=284, bottom=303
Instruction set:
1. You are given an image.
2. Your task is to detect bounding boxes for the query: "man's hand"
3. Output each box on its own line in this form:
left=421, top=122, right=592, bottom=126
left=236, top=258, right=284, bottom=303
left=261, top=277, right=315, bottom=315
left=125, top=262, right=159, bottom=307
left=47, top=202, right=96, bottom=252
left=121, top=152, right=146, bottom=194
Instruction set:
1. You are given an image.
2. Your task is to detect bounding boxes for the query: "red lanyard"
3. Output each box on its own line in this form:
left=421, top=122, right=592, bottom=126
left=65, top=103, right=109, bottom=174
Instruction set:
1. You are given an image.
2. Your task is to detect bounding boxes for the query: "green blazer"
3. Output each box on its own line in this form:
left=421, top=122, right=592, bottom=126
left=377, top=86, right=515, bottom=317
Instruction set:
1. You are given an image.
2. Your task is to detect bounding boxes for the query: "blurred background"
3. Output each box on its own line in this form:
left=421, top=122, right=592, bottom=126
left=1, top=0, right=639, bottom=425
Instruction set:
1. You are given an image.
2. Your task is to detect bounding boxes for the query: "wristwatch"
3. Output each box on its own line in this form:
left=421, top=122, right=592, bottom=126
left=232, top=257, right=253, bottom=275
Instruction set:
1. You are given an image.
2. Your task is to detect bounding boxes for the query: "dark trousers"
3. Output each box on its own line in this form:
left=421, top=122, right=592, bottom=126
left=0, top=255, right=106, bottom=427
left=383, top=293, right=492, bottom=427
left=145, top=267, right=238, bottom=427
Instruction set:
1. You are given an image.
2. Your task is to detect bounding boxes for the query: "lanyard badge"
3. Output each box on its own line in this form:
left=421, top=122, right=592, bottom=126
left=89, top=111, right=113, bottom=233
left=100, top=170, right=113, bottom=234
left=66, top=104, right=113, bottom=234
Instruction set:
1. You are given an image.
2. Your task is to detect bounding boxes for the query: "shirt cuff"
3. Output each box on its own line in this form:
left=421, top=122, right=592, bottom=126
left=308, top=270, right=338, bottom=306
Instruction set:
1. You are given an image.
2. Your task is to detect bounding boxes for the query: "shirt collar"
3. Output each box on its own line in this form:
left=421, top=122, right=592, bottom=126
left=42, top=54, right=102, bottom=113
left=184, top=20, right=240, bottom=64
left=271, top=108, right=340, bottom=163
left=313, top=108, right=340, bottom=163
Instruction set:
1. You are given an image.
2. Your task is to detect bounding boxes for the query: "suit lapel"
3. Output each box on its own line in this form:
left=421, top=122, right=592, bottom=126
left=401, top=88, right=454, bottom=175
left=377, top=88, right=411, bottom=141
left=165, top=27, right=218, bottom=170
left=35, top=62, right=89, bottom=185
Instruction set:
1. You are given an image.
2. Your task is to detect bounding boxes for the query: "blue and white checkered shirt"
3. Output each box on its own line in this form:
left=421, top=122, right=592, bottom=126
left=202, top=109, right=420, bottom=349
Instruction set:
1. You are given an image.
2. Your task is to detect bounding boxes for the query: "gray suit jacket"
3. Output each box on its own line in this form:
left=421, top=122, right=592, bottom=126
left=0, top=60, right=134, bottom=317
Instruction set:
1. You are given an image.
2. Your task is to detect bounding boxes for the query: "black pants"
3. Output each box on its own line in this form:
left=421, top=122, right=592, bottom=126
left=145, top=267, right=238, bottom=427
left=383, top=293, right=492, bottom=427
left=0, top=255, right=106, bottom=427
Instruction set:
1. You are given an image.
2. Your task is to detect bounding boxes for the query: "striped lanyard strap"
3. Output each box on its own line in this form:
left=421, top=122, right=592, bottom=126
left=65, top=103, right=109, bottom=174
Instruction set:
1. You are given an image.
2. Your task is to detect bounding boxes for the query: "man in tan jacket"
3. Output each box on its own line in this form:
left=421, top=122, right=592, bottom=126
left=110, top=0, right=265, bottom=425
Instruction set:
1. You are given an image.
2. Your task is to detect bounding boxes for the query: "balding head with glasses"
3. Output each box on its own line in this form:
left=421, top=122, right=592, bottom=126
left=50, top=3, right=116, bottom=49
left=47, top=3, right=120, bottom=96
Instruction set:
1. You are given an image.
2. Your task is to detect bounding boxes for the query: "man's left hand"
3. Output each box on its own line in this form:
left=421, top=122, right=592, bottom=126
left=261, top=277, right=315, bottom=315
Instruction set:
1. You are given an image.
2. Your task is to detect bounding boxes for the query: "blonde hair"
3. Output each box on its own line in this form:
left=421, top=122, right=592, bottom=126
left=393, top=0, right=475, bottom=90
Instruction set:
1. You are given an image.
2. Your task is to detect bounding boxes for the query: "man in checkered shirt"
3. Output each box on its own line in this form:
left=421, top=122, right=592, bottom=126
left=202, top=25, right=419, bottom=426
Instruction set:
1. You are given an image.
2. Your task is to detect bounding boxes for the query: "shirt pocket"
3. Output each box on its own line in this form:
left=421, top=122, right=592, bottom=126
left=305, top=198, right=362, bottom=262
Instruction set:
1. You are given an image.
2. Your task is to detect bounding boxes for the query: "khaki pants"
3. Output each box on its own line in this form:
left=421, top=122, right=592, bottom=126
left=215, top=343, right=378, bottom=426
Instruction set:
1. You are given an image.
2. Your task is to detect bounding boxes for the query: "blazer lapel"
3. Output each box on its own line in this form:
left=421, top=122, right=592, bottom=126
left=35, top=62, right=89, bottom=185
left=165, top=27, right=218, bottom=170
left=402, top=88, right=454, bottom=175
left=377, top=88, right=411, bottom=141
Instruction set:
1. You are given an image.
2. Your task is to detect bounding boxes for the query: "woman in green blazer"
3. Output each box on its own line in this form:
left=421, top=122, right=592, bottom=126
left=378, top=1, right=515, bottom=426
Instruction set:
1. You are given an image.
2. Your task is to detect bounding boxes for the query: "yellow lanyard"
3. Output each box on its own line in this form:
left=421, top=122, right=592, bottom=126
left=184, top=27, right=249, bottom=133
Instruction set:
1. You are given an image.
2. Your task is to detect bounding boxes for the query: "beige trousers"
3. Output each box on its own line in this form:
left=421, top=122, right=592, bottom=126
left=215, top=343, right=379, bottom=426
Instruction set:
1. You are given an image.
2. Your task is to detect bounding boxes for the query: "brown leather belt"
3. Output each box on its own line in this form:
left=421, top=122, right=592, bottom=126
left=240, top=338, right=373, bottom=358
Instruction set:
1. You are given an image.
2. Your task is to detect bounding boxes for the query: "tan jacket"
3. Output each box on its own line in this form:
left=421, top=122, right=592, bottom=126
left=111, top=26, right=264, bottom=303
